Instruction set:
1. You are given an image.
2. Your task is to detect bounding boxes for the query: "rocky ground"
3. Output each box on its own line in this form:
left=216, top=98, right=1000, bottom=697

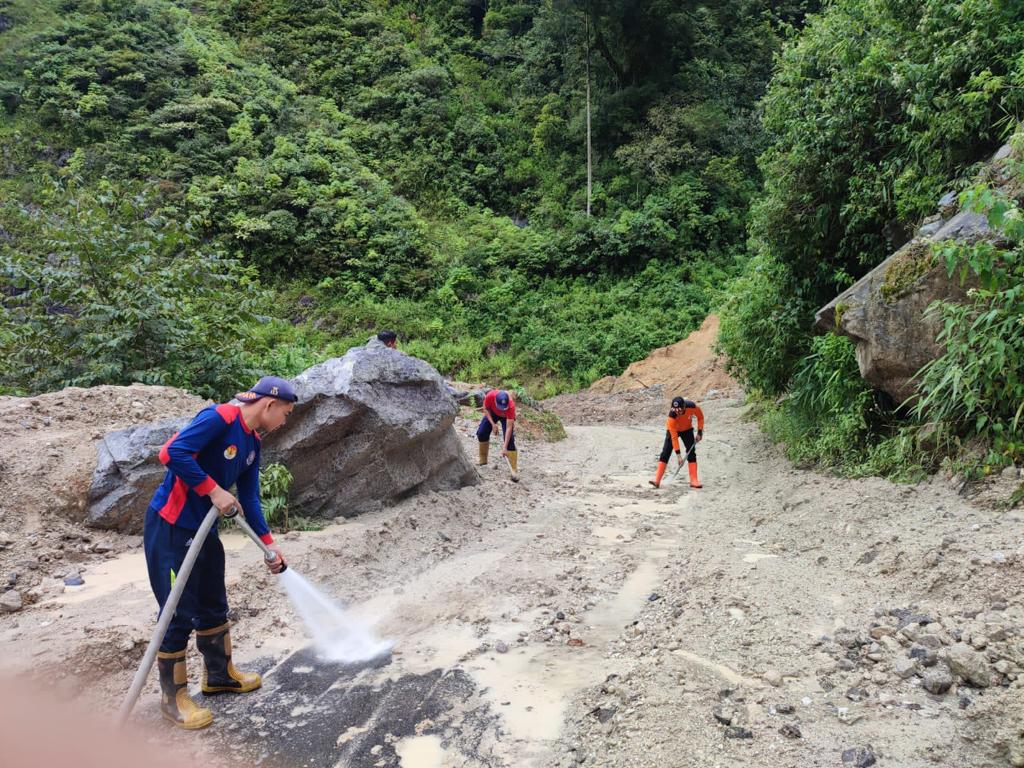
left=2, top=393, right=1024, bottom=767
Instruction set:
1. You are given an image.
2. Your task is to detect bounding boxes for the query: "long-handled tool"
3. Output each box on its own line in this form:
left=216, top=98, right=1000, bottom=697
left=117, top=507, right=283, bottom=726
left=671, top=438, right=700, bottom=480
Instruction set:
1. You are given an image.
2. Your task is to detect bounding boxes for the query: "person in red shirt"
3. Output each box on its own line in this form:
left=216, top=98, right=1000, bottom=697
left=649, top=396, right=704, bottom=489
left=476, top=389, right=518, bottom=478
left=143, top=376, right=296, bottom=730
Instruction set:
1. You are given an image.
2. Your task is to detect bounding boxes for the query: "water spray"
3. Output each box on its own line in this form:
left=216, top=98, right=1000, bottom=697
left=118, top=507, right=390, bottom=727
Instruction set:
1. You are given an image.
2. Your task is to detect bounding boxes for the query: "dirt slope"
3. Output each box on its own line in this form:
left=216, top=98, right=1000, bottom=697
left=546, top=314, right=737, bottom=426
left=0, top=385, right=210, bottom=606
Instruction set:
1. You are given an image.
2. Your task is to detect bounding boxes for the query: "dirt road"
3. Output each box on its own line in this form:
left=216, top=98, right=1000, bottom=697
left=2, top=396, right=1022, bottom=767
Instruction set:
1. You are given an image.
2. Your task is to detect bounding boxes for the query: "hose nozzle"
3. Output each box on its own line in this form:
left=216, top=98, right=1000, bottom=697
left=264, top=548, right=287, bottom=573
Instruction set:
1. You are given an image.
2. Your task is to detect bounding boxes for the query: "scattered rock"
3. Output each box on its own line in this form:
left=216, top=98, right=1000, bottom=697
left=0, top=590, right=23, bottom=612
left=779, top=723, right=802, bottom=739
left=495, top=641, right=509, bottom=654
left=841, top=745, right=877, bottom=767
left=764, top=668, right=783, bottom=687
left=713, top=706, right=734, bottom=726
left=922, top=665, right=953, bottom=695
left=893, top=658, right=918, bottom=679
left=63, top=574, right=84, bottom=587
left=724, top=726, right=753, bottom=739
left=945, top=643, right=992, bottom=688
left=909, top=645, right=938, bottom=667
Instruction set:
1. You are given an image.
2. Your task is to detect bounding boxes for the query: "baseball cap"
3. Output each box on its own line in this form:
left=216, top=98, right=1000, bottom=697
left=495, top=390, right=510, bottom=409
left=235, top=375, right=298, bottom=403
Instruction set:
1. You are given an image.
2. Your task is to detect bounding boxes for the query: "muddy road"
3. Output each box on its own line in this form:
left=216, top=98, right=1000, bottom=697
left=2, top=397, right=1023, bottom=767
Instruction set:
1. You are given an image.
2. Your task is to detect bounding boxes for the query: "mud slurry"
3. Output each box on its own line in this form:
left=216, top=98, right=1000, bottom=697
left=195, top=461, right=688, bottom=767
left=204, top=650, right=494, bottom=768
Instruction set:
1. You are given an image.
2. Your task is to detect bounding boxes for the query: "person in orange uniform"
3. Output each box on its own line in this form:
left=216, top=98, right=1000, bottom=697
left=649, top=396, right=704, bottom=489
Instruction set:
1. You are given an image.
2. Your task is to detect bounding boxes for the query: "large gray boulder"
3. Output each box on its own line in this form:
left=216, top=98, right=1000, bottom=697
left=86, top=418, right=188, bottom=531
left=264, top=347, right=478, bottom=518
left=815, top=141, right=1013, bottom=402
left=86, top=348, right=478, bottom=529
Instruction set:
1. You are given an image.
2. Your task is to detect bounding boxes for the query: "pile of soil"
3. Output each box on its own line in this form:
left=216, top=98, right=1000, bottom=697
left=545, top=314, right=737, bottom=425
left=589, top=314, right=737, bottom=398
left=0, top=384, right=209, bottom=602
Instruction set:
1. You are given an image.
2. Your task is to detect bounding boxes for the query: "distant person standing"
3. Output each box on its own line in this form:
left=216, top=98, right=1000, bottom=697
left=366, top=330, right=398, bottom=350
left=649, top=395, right=704, bottom=489
left=476, top=389, right=517, bottom=478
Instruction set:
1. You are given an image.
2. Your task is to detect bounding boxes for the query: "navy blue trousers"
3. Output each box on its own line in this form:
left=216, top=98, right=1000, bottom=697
left=143, top=508, right=228, bottom=652
left=476, top=409, right=516, bottom=450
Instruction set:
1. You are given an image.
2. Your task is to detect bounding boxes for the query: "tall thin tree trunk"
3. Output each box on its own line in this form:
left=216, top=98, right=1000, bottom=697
left=585, top=10, right=592, bottom=217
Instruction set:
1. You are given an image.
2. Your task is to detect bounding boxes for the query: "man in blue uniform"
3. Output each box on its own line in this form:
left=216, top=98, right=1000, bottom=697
left=143, top=376, right=297, bottom=729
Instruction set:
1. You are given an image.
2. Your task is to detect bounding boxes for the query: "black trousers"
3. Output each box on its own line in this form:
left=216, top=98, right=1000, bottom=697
left=659, top=429, right=696, bottom=464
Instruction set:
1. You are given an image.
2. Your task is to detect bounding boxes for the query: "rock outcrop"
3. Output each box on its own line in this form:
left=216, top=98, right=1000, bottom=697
left=815, top=140, right=1016, bottom=402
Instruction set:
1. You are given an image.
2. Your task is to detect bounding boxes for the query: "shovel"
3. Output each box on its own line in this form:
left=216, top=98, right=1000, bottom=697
left=671, top=440, right=698, bottom=479
left=117, top=507, right=283, bottom=726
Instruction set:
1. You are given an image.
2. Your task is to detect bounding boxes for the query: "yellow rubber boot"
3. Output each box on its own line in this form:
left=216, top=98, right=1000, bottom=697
left=197, top=623, right=262, bottom=695
left=477, top=442, right=489, bottom=466
left=648, top=461, right=667, bottom=489
left=506, top=450, right=519, bottom=482
left=156, top=650, right=213, bottom=730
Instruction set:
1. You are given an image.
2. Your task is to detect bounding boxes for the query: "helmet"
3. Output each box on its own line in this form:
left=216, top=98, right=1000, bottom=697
left=495, top=390, right=510, bottom=409
left=671, top=396, right=685, bottom=409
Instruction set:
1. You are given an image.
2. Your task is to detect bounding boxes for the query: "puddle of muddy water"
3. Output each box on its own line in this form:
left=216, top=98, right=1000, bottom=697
left=466, top=537, right=679, bottom=745
left=46, top=532, right=266, bottom=607
left=48, top=552, right=150, bottom=605
left=591, top=525, right=632, bottom=543
left=395, top=735, right=449, bottom=768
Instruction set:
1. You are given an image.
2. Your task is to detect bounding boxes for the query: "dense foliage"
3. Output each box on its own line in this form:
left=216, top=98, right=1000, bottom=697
left=0, top=181, right=258, bottom=397
left=720, top=0, right=1024, bottom=396
left=0, top=0, right=806, bottom=397
left=914, top=148, right=1024, bottom=466
left=717, top=0, right=1024, bottom=477
left=2, top=0, right=1021, bottom=481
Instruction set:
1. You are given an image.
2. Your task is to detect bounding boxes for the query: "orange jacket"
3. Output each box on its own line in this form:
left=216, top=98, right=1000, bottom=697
left=666, top=400, right=704, bottom=452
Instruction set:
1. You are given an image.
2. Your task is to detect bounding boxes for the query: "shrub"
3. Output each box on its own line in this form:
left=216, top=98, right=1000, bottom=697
left=0, top=180, right=258, bottom=398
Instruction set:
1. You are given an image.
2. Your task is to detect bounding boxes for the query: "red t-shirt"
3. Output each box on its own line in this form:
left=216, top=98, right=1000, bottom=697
left=483, top=390, right=516, bottom=419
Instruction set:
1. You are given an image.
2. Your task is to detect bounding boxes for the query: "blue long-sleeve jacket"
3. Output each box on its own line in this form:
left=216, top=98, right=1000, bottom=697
left=148, top=404, right=273, bottom=543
